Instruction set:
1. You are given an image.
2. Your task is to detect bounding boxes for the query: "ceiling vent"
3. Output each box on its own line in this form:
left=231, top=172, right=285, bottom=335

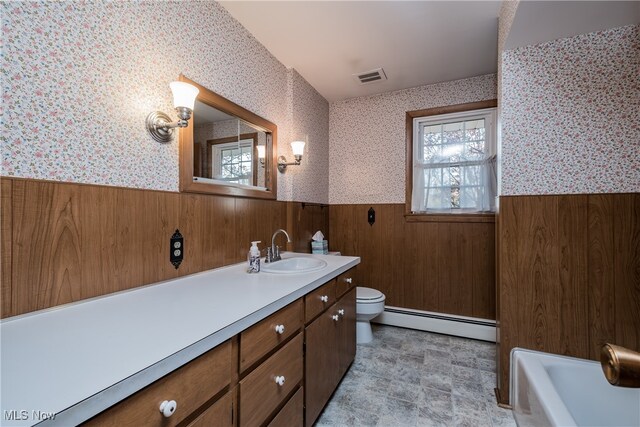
left=353, top=67, right=387, bottom=85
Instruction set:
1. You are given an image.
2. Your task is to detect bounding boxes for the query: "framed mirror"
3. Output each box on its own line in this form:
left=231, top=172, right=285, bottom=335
left=179, top=75, right=277, bottom=199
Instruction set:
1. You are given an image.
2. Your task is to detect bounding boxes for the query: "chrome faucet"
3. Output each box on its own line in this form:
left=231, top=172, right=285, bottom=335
left=266, top=229, right=291, bottom=263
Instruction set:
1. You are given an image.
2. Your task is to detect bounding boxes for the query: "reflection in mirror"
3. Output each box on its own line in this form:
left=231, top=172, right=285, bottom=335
left=178, top=75, right=277, bottom=199
left=192, top=100, right=269, bottom=189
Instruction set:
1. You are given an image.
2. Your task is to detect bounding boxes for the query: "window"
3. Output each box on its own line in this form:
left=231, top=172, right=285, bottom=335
left=408, top=102, right=497, bottom=215
left=212, top=139, right=254, bottom=186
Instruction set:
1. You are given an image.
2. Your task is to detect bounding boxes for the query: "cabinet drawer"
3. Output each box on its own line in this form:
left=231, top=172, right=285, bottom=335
left=239, top=334, right=303, bottom=426
left=187, top=389, right=234, bottom=427
left=240, top=299, right=303, bottom=373
left=305, top=280, right=336, bottom=323
left=85, top=341, right=232, bottom=427
left=268, top=387, right=303, bottom=427
left=335, top=268, right=356, bottom=298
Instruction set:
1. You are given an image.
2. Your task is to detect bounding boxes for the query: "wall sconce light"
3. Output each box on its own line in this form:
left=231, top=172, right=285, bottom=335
left=257, top=144, right=266, bottom=167
left=146, top=81, right=200, bottom=143
left=278, top=140, right=305, bottom=173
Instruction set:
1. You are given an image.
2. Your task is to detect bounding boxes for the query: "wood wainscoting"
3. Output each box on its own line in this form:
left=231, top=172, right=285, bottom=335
left=497, top=193, right=640, bottom=404
left=329, top=204, right=496, bottom=320
left=286, top=202, right=329, bottom=254
left=0, top=177, right=328, bottom=319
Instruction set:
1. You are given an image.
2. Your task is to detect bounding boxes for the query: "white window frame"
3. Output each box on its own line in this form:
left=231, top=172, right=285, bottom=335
left=411, top=107, right=497, bottom=213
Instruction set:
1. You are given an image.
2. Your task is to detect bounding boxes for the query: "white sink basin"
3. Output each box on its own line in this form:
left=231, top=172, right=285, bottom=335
left=261, top=257, right=328, bottom=274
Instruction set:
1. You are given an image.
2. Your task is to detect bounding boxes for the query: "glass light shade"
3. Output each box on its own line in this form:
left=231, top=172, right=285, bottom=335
left=170, top=81, right=199, bottom=110
left=291, top=140, right=306, bottom=156
left=256, top=145, right=266, bottom=159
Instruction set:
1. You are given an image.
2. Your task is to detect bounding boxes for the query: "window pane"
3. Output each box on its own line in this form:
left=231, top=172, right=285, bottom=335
left=465, top=119, right=485, bottom=141
left=427, top=187, right=444, bottom=209
left=464, top=140, right=486, bottom=160
left=414, top=110, right=495, bottom=212
left=442, top=121, right=463, bottom=144
left=423, top=144, right=439, bottom=162
left=450, top=186, right=460, bottom=208
left=448, top=165, right=460, bottom=187
left=460, top=186, right=479, bottom=209
left=466, top=164, right=482, bottom=185
left=241, top=147, right=252, bottom=161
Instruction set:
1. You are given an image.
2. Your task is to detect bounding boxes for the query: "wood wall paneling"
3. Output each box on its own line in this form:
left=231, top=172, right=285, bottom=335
left=557, top=195, right=588, bottom=359
left=12, top=179, right=83, bottom=312
left=587, top=194, right=616, bottom=359
left=286, top=203, right=329, bottom=254
left=329, top=204, right=496, bottom=319
left=497, top=197, right=519, bottom=402
left=472, top=222, right=496, bottom=319
left=0, top=178, right=324, bottom=318
left=613, top=194, right=640, bottom=352
left=497, top=193, right=640, bottom=404
left=1, top=178, right=12, bottom=317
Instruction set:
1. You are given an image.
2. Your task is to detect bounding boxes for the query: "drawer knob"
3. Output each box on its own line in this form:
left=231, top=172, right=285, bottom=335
left=275, top=375, right=286, bottom=386
left=320, top=295, right=329, bottom=303
left=159, top=400, right=177, bottom=418
left=338, top=309, right=345, bottom=316
left=275, top=324, right=285, bottom=334
left=332, top=314, right=340, bottom=321
left=345, top=277, right=353, bottom=284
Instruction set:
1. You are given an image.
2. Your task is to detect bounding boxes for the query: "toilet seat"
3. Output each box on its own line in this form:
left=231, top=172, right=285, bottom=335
left=356, top=287, right=385, bottom=303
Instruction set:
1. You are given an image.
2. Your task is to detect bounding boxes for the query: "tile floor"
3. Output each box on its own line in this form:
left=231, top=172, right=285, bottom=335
left=315, top=324, right=517, bottom=427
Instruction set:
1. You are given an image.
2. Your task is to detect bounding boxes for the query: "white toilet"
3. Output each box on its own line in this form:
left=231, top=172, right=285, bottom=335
left=355, top=287, right=385, bottom=344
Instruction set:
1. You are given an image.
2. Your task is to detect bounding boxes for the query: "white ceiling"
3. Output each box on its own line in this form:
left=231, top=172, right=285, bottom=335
left=193, top=99, right=234, bottom=123
left=505, top=1, right=640, bottom=50
left=220, top=1, right=501, bottom=102
left=220, top=1, right=639, bottom=103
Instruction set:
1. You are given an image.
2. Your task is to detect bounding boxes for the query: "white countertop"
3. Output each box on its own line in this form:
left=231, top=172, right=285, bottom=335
left=0, top=252, right=359, bottom=426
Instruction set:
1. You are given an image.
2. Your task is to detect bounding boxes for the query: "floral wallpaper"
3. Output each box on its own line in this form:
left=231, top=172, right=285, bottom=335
left=280, top=69, right=329, bottom=204
left=329, top=74, right=497, bottom=204
left=0, top=1, right=328, bottom=202
left=501, top=24, right=640, bottom=195
left=497, top=0, right=520, bottom=197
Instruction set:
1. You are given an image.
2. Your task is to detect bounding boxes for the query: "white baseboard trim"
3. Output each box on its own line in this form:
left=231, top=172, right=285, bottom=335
left=372, top=306, right=496, bottom=342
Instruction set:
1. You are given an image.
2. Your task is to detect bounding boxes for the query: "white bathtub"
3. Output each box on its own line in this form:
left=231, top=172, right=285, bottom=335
left=511, top=348, right=640, bottom=427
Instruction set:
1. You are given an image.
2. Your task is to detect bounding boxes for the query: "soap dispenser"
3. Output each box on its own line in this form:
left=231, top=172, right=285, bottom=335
left=247, top=241, right=261, bottom=273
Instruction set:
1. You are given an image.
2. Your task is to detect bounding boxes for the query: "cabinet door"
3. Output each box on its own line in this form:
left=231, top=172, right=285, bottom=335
left=187, top=389, right=234, bottom=427
left=239, top=334, right=303, bottom=427
left=84, top=341, right=232, bottom=427
left=335, top=268, right=356, bottom=299
left=240, top=299, right=303, bottom=373
left=304, top=310, right=339, bottom=427
left=305, top=280, right=336, bottom=323
left=268, top=387, right=303, bottom=427
left=337, top=288, right=356, bottom=379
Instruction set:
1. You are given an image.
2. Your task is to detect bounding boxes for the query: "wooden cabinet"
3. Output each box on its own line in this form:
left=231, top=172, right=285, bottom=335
left=304, top=308, right=339, bottom=426
left=335, top=270, right=356, bottom=298
left=337, top=288, right=357, bottom=379
left=240, top=299, right=303, bottom=373
left=304, top=286, right=356, bottom=427
left=268, top=386, right=304, bottom=427
left=187, top=389, right=234, bottom=427
left=85, top=341, right=232, bottom=427
left=84, top=267, right=356, bottom=427
left=239, top=334, right=303, bottom=426
left=305, top=279, right=336, bottom=323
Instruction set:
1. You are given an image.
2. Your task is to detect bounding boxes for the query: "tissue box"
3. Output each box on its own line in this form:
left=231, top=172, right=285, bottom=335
left=311, top=240, right=328, bottom=255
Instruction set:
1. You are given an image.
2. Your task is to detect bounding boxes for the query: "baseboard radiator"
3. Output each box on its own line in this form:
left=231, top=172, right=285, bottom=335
left=373, top=306, right=496, bottom=342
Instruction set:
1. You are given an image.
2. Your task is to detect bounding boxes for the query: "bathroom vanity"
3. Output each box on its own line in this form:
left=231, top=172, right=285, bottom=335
left=0, top=253, right=359, bottom=427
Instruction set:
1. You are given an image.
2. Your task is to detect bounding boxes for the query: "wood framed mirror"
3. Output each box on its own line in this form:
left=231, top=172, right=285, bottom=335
left=178, top=75, right=277, bottom=199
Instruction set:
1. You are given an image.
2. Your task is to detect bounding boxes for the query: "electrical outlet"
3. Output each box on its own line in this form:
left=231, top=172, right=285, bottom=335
left=170, top=229, right=184, bottom=269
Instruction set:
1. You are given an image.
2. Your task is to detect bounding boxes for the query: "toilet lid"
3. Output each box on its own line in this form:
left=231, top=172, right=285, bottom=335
left=357, top=287, right=384, bottom=300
